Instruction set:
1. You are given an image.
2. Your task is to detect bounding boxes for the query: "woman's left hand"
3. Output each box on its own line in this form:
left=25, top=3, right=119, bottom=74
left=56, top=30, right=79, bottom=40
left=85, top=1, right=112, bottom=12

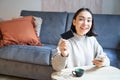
left=92, top=57, right=104, bottom=67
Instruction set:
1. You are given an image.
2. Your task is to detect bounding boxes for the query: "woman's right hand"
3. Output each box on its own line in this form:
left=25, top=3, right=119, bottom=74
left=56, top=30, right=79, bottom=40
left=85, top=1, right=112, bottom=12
left=58, top=39, right=69, bottom=57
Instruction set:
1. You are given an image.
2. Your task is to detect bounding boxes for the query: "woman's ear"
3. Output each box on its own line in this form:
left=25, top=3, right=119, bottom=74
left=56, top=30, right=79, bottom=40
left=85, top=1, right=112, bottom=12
left=72, top=19, right=76, bottom=26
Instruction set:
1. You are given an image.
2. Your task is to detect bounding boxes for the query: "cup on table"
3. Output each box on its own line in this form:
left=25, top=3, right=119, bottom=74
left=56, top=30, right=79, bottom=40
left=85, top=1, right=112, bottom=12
left=72, top=68, right=84, bottom=77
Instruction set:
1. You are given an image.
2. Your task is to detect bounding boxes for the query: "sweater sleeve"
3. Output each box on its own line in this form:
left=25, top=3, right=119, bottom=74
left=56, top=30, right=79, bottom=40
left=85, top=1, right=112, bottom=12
left=51, top=39, right=68, bottom=71
left=51, top=48, right=68, bottom=71
left=93, top=37, right=110, bottom=66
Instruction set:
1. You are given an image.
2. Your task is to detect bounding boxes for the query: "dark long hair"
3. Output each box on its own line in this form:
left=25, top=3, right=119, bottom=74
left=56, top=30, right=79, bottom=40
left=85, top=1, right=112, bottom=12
left=71, top=8, right=97, bottom=37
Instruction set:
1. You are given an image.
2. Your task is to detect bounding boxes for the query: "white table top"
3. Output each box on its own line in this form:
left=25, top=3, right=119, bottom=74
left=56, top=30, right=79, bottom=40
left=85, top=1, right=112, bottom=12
left=51, top=66, right=120, bottom=80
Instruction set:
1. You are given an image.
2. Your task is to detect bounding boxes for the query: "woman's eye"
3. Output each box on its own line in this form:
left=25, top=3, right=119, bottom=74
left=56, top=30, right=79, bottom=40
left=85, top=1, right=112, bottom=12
left=79, top=18, right=83, bottom=21
left=87, top=19, right=92, bottom=22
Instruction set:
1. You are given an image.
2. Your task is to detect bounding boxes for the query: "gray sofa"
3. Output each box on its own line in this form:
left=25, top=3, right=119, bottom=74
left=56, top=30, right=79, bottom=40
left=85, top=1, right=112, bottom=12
left=0, top=10, right=120, bottom=80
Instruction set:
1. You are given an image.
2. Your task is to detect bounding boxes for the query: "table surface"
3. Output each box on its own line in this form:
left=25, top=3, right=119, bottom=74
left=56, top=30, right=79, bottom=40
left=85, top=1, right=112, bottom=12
left=51, top=65, right=120, bottom=80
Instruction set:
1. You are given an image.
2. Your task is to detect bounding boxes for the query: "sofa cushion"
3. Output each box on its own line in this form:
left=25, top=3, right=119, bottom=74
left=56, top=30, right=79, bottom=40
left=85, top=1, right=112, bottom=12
left=43, top=44, right=57, bottom=64
left=0, top=16, right=42, bottom=47
left=33, top=16, right=42, bottom=37
left=104, top=49, right=120, bottom=68
left=21, top=10, right=67, bottom=45
left=94, top=14, right=120, bottom=49
left=12, top=16, right=42, bottom=37
left=0, top=44, right=56, bottom=65
left=66, top=13, right=74, bottom=31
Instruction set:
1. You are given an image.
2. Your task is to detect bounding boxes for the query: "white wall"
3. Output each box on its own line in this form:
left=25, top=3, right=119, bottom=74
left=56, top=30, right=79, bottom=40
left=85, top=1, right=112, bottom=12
left=0, top=0, right=120, bottom=20
left=102, top=0, right=120, bottom=14
left=0, top=0, right=41, bottom=20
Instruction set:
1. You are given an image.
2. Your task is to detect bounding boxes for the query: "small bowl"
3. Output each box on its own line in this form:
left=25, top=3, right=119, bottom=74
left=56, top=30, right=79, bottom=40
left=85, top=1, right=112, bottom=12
left=72, top=68, right=84, bottom=77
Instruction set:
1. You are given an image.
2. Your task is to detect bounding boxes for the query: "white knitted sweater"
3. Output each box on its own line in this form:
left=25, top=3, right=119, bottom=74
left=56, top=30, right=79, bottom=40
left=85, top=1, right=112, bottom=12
left=51, top=33, right=110, bottom=71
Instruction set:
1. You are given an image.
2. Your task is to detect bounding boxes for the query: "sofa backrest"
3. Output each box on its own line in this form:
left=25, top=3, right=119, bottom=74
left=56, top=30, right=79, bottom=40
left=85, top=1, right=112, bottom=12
left=21, top=10, right=67, bottom=45
left=66, top=13, right=120, bottom=50
left=20, top=10, right=120, bottom=49
left=94, top=14, right=120, bottom=49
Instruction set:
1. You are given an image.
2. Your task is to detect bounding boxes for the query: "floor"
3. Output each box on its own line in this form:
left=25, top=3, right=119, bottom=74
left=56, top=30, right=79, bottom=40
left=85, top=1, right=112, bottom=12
left=0, top=74, right=32, bottom=80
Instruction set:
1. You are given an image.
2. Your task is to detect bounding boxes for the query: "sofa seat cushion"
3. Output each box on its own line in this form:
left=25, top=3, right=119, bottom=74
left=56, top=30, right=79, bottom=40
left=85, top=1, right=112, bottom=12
left=0, top=44, right=56, bottom=65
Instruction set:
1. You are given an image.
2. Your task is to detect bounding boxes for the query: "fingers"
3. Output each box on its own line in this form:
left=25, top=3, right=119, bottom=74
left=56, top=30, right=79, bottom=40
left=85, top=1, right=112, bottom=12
left=59, top=39, right=68, bottom=51
left=93, top=58, right=104, bottom=67
left=59, top=39, right=69, bottom=57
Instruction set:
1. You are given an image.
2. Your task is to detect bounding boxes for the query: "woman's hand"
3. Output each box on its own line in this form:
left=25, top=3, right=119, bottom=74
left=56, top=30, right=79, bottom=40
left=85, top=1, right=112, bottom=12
left=92, top=57, right=104, bottom=67
left=58, top=39, right=69, bottom=57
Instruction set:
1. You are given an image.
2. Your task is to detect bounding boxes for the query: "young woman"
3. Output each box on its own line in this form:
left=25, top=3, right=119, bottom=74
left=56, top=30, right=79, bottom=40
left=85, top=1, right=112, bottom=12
left=51, top=8, right=110, bottom=71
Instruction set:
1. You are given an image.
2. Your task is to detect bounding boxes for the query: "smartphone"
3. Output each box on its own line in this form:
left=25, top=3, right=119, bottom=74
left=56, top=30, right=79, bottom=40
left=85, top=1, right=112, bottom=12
left=61, top=30, right=74, bottom=39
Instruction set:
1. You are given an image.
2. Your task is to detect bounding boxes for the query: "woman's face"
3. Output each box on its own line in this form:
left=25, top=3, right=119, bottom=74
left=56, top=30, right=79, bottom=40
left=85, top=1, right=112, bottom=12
left=73, top=10, right=92, bottom=36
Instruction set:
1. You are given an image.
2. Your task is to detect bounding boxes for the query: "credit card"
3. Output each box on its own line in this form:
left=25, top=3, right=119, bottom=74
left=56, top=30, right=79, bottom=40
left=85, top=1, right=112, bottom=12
left=61, top=30, right=74, bottom=39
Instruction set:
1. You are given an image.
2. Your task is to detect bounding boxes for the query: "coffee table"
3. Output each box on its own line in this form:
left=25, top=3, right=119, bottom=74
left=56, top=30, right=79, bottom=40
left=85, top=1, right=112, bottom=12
left=51, top=65, right=120, bottom=80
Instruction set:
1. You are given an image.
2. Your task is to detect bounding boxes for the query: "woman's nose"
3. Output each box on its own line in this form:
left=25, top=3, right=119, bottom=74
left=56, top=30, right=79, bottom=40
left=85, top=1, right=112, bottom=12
left=83, top=20, right=88, bottom=26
